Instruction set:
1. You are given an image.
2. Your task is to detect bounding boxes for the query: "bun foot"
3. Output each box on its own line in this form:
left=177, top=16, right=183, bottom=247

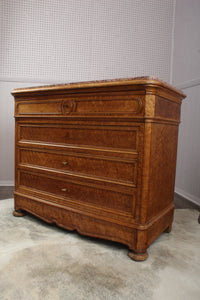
left=13, top=210, right=26, bottom=217
left=164, top=224, right=172, bottom=233
left=128, top=250, right=148, bottom=261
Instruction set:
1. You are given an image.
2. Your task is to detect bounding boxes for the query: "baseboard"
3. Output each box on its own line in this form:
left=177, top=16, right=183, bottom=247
left=175, top=187, right=200, bottom=207
left=174, top=189, right=200, bottom=211
left=0, top=186, right=14, bottom=200
left=0, top=181, right=14, bottom=187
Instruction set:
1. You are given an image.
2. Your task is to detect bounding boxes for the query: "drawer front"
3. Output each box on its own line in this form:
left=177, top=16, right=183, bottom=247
left=64, top=94, right=144, bottom=115
left=20, top=149, right=137, bottom=184
left=16, top=100, right=62, bottom=115
left=19, top=124, right=139, bottom=151
left=15, top=93, right=144, bottom=117
left=19, top=172, right=135, bottom=216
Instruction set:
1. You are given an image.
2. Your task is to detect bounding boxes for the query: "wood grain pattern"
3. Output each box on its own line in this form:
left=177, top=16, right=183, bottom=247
left=147, top=123, right=179, bottom=221
left=155, top=96, right=181, bottom=121
left=14, top=194, right=137, bottom=249
left=14, top=92, right=145, bottom=118
left=19, top=171, right=136, bottom=216
left=16, top=100, right=62, bottom=115
left=19, top=124, right=139, bottom=151
left=12, top=77, right=186, bottom=261
left=19, top=148, right=138, bottom=184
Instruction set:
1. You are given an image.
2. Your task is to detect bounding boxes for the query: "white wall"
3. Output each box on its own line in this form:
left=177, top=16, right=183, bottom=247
left=0, top=82, right=45, bottom=185
left=173, top=0, right=200, bottom=205
left=0, top=0, right=176, bottom=186
left=0, top=0, right=175, bottom=83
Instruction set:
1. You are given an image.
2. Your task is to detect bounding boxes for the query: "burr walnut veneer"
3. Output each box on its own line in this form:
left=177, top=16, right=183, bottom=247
left=12, top=77, right=186, bottom=261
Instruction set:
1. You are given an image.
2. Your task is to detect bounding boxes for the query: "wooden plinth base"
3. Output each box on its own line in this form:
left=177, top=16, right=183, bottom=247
left=13, top=210, right=26, bottom=217
left=128, top=250, right=148, bottom=261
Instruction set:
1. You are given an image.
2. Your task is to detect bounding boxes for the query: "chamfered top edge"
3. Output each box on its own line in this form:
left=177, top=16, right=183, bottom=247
left=11, top=76, right=186, bottom=98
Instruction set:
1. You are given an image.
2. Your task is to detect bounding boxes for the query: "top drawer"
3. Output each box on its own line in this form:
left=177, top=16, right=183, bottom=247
left=15, top=92, right=144, bottom=117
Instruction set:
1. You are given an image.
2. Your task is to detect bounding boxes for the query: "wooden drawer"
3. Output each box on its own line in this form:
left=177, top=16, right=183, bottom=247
left=19, top=124, right=140, bottom=151
left=19, top=171, right=136, bottom=216
left=15, top=92, right=144, bottom=117
left=19, top=148, right=137, bottom=184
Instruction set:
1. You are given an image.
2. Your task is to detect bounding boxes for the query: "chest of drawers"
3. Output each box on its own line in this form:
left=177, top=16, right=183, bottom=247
left=12, top=77, right=186, bottom=261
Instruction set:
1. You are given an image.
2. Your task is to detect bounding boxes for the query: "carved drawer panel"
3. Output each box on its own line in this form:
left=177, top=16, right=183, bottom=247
left=16, top=100, right=62, bottom=115
left=15, top=93, right=144, bottom=117
left=19, top=148, right=138, bottom=185
left=62, top=94, right=144, bottom=115
left=19, top=124, right=140, bottom=151
left=19, top=171, right=136, bottom=217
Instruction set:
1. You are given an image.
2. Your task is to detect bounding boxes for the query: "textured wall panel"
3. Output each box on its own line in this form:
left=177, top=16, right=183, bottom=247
left=0, top=0, right=175, bottom=83
left=173, top=0, right=200, bottom=86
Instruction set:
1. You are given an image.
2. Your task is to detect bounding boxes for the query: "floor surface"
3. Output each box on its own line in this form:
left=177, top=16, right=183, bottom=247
left=0, top=199, right=200, bottom=300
